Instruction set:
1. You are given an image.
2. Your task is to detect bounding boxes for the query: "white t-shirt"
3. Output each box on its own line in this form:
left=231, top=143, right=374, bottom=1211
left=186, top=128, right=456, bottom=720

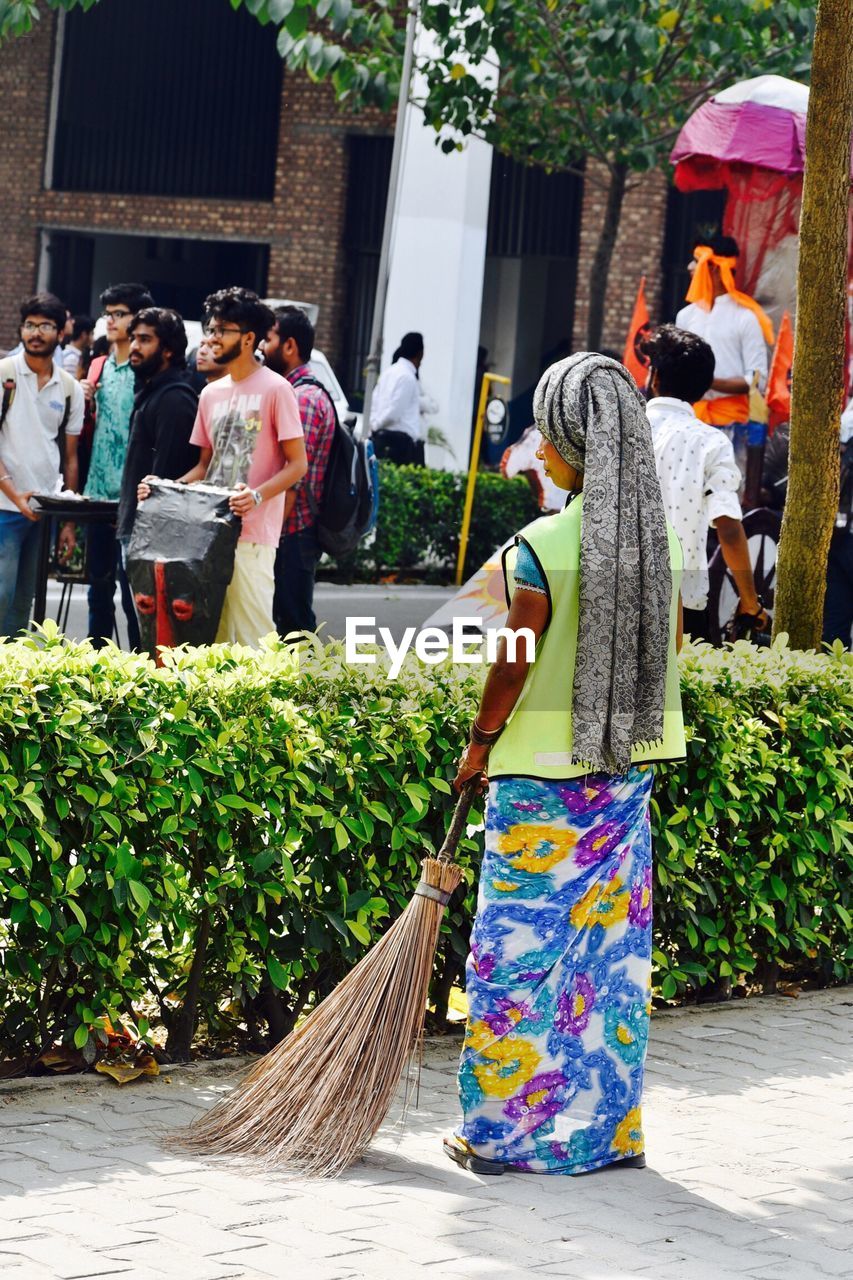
left=647, top=395, right=742, bottom=610
left=0, top=353, right=84, bottom=513
left=676, top=294, right=769, bottom=398
left=370, top=357, right=421, bottom=440
left=62, top=345, right=83, bottom=376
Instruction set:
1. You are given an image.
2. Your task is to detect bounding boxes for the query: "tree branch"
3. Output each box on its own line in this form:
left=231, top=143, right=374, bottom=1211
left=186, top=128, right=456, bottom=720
left=522, top=0, right=613, bottom=167
left=643, top=40, right=808, bottom=153
left=649, top=1, right=691, bottom=83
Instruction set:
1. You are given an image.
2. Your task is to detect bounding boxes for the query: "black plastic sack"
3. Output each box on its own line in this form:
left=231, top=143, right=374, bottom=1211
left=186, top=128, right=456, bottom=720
left=126, top=481, right=240, bottom=658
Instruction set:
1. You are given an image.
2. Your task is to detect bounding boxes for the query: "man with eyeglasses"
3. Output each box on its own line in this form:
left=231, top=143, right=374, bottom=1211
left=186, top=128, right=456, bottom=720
left=80, top=282, right=154, bottom=648
left=0, top=293, right=84, bottom=638
left=140, top=286, right=306, bottom=646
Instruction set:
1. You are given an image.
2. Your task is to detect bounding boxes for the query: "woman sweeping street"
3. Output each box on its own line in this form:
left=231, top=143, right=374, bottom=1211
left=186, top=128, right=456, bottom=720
left=446, top=352, right=686, bottom=1176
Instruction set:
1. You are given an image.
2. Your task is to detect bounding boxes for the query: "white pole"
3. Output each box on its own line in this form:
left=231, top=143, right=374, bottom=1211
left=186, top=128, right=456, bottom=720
left=361, top=0, right=419, bottom=432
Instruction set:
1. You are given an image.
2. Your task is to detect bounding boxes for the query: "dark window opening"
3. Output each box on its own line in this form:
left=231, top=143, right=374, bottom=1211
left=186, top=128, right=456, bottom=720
left=480, top=154, right=584, bottom=457
left=660, top=186, right=727, bottom=322
left=53, top=0, right=282, bottom=199
left=45, top=230, right=269, bottom=321
left=487, top=154, right=583, bottom=258
left=340, top=134, right=393, bottom=407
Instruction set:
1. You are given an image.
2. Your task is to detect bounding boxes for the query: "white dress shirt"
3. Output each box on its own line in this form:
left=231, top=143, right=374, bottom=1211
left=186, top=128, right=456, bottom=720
left=647, top=395, right=742, bottom=610
left=370, top=357, right=422, bottom=440
left=676, top=294, right=769, bottom=398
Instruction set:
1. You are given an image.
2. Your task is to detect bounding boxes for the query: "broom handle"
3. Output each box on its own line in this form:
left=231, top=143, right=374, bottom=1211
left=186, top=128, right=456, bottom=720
left=436, top=781, right=480, bottom=864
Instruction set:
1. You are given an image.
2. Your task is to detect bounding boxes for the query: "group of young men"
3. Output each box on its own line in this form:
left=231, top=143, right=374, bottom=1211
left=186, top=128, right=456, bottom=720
left=0, top=286, right=337, bottom=647
left=1, top=234, right=848, bottom=652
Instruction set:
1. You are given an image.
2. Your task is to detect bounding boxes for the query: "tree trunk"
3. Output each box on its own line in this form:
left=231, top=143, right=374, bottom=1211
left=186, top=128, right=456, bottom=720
left=166, top=909, right=211, bottom=1061
left=585, top=163, right=629, bottom=351
left=773, top=0, right=853, bottom=648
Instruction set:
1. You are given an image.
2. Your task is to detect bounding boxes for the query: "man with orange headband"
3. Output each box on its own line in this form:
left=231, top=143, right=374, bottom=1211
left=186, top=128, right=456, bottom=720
left=676, top=234, right=774, bottom=428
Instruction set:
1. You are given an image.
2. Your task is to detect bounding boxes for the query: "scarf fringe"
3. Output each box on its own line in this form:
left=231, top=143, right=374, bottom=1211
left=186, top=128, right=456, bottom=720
left=569, top=734, right=666, bottom=777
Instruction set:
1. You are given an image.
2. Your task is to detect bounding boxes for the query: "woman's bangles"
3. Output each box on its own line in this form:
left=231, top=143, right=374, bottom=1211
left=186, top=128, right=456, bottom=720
left=470, top=718, right=506, bottom=747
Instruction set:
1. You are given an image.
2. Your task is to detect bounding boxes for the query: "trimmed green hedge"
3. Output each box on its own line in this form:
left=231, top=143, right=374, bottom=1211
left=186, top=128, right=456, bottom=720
left=1, top=628, right=851, bottom=1062
left=654, top=640, right=853, bottom=999
left=332, top=462, right=539, bottom=579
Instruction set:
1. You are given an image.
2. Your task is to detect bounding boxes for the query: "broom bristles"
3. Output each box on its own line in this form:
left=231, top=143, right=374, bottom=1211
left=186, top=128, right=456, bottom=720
left=171, top=856, right=463, bottom=1178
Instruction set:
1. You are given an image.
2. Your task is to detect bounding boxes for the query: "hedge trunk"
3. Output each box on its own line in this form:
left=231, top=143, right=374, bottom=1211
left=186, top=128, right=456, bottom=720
left=585, top=163, right=629, bottom=351
left=166, top=908, right=211, bottom=1061
left=773, top=0, right=853, bottom=648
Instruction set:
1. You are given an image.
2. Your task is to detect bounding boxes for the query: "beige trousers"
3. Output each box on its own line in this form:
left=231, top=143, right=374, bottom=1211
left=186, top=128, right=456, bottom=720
left=215, top=540, right=276, bottom=647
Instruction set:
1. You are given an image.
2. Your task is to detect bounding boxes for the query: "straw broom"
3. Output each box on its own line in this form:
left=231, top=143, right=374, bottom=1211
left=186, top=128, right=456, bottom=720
left=173, top=782, right=478, bottom=1178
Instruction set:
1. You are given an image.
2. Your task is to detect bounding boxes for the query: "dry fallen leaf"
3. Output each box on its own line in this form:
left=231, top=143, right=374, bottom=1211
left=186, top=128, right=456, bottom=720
left=95, top=1053, right=160, bottom=1085
left=36, top=1046, right=85, bottom=1073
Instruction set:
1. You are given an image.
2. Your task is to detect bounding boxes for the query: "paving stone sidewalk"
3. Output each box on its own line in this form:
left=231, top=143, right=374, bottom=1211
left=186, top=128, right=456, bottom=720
left=0, top=989, right=850, bottom=1280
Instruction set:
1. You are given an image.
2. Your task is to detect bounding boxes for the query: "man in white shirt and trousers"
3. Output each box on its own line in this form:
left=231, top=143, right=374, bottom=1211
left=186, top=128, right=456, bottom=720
left=0, top=292, right=85, bottom=637
left=644, top=324, right=769, bottom=643
left=369, top=332, right=426, bottom=466
left=676, top=234, right=773, bottom=434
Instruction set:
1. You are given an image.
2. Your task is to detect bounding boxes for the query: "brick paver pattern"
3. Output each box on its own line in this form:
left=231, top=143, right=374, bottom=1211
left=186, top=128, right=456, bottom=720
left=0, top=989, right=850, bottom=1280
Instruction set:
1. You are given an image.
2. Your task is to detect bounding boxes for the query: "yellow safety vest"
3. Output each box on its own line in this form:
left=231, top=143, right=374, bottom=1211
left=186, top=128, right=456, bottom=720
left=488, top=495, right=686, bottom=781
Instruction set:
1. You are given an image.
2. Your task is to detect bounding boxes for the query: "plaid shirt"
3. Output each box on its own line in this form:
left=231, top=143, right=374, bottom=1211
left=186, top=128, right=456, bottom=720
left=286, top=365, right=336, bottom=535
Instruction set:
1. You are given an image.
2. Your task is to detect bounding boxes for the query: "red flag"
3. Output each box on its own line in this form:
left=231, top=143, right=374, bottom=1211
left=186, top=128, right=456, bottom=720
left=766, top=310, right=794, bottom=432
left=623, top=276, right=651, bottom=388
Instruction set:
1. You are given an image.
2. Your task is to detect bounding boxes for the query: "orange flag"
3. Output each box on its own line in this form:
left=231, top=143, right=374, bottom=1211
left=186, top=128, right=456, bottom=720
left=623, top=276, right=651, bottom=388
left=766, top=310, right=794, bottom=433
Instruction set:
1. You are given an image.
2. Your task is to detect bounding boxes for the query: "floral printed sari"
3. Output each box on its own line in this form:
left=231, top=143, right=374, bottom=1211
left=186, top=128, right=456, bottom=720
left=455, top=766, right=654, bottom=1174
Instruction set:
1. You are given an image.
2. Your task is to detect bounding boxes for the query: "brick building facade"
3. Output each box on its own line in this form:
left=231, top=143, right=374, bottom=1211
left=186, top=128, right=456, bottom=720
left=573, top=161, right=671, bottom=351
left=0, top=8, right=684, bottom=394
left=0, top=10, right=392, bottom=368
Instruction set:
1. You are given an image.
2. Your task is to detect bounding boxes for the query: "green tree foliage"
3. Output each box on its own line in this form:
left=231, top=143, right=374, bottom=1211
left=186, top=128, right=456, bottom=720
left=414, top=0, right=815, bottom=347
left=1, top=1, right=815, bottom=346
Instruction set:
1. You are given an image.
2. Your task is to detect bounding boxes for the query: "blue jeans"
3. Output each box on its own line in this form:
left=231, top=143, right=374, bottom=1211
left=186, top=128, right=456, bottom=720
left=273, top=525, right=322, bottom=639
left=87, top=522, right=140, bottom=650
left=0, top=510, right=42, bottom=638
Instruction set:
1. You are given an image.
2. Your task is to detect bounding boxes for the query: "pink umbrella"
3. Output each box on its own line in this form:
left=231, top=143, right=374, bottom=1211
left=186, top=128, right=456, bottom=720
left=670, top=74, right=853, bottom=393
left=668, top=75, right=818, bottom=317
left=671, top=75, right=809, bottom=188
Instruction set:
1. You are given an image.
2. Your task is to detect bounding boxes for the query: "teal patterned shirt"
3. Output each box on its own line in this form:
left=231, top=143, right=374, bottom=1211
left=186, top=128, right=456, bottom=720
left=84, top=355, right=136, bottom=500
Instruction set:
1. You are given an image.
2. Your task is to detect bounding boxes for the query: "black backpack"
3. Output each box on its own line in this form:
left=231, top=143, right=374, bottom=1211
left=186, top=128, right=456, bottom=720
left=291, top=373, right=377, bottom=558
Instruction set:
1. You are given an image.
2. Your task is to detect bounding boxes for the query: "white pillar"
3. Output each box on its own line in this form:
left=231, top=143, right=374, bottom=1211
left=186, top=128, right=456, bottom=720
left=382, top=102, right=493, bottom=471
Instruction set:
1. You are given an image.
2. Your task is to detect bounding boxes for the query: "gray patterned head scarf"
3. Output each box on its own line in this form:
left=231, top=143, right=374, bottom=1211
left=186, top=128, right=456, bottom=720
left=533, top=352, right=671, bottom=773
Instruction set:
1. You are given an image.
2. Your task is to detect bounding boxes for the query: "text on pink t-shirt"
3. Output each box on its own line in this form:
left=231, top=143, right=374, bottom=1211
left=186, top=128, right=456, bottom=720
left=190, top=365, right=303, bottom=545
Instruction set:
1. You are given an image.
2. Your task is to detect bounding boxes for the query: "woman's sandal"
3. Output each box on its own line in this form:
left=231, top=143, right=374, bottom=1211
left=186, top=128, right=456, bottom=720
left=443, top=1135, right=646, bottom=1177
left=576, top=1152, right=647, bottom=1175
left=442, top=1135, right=509, bottom=1175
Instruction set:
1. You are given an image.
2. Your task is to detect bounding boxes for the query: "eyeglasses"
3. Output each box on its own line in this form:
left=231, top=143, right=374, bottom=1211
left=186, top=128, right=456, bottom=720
left=102, top=309, right=133, bottom=321
left=203, top=325, right=243, bottom=340
left=22, top=321, right=58, bottom=334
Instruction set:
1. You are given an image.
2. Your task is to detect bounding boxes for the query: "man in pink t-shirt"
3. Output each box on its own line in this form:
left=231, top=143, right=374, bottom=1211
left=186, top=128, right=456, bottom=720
left=178, top=289, right=306, bottom=644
